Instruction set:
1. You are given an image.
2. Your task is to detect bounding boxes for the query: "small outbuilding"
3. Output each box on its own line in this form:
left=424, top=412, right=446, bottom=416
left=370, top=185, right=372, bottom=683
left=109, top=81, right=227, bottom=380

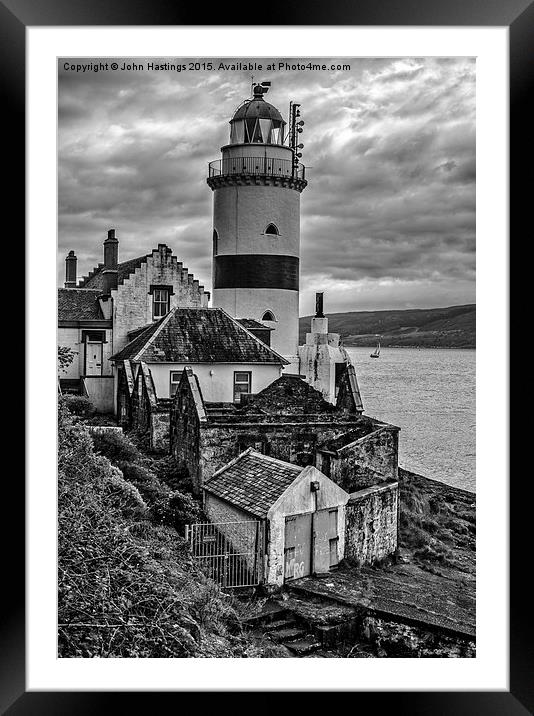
left=203, top=448, right=350, bottom=587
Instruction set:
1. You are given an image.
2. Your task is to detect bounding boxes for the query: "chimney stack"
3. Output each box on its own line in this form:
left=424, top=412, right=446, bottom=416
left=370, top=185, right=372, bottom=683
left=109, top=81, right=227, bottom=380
left=103, top=228, right=119, bottom=268
left=64, top=250, right=77, bottom=288
left=102, top=269, right=118, bottom=295
left=315, top=292, right=324, bottom=318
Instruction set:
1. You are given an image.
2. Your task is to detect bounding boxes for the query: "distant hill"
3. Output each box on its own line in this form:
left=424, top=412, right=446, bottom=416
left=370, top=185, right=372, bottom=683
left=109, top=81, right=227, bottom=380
left=299, top=304, right=475, bottom=348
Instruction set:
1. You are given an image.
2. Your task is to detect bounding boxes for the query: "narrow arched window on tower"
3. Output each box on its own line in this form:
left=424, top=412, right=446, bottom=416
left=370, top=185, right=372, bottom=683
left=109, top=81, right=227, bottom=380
left=213, top=229, right=218, bottom=255
left=262, top=311, right=276, bottom=322
left=265, top=223, right=279, bottom=236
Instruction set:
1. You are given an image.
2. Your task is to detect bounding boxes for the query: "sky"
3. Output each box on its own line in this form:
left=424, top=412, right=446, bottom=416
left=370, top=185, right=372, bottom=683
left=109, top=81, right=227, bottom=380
left=58, top=57, right=475, bottom=315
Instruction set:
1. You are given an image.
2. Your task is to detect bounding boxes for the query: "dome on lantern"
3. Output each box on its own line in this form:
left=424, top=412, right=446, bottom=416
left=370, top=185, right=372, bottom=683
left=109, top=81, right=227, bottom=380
left=229, top=84, right=286, bottom=145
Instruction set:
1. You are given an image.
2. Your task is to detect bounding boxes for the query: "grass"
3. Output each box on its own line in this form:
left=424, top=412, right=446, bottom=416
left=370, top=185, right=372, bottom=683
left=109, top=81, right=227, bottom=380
left=58, top=399, right=277, bottom=657
left=398, top=468, right=475, bottom=573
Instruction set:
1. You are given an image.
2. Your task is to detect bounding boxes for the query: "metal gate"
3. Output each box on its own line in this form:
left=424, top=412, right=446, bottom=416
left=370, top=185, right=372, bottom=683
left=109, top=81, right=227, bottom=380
left=186, top=520, right=264, bottom=588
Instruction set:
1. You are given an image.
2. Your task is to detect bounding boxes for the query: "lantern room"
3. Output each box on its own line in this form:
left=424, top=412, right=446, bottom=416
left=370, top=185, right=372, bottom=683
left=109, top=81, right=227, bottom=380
left=229, top=84, right=286, bottom=145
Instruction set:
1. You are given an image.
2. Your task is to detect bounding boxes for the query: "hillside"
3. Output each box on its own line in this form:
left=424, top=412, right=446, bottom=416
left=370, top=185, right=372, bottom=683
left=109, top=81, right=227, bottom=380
left=299, top=304, right=475, bottom=348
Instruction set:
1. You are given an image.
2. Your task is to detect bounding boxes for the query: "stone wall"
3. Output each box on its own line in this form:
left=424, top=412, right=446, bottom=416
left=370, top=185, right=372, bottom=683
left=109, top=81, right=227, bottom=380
left=322, top=427, right=399, bottom=492
left=344, top=482, right=398, bottom=566
left=195, top=420, right=349, bottom=491
left=359, top=613, right=475, bottom=658
left=151, top=409, right=171, bottom=453
left=112, top=245, right=208, bottom=352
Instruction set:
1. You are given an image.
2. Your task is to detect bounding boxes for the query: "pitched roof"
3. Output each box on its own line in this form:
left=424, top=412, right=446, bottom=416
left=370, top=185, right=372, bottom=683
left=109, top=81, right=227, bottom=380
left=204, top=449, right=302, bottom=518
left=110, top=307, right=288, bottom=364
left=58, top=288, right=105, bottom=321
left=78, top=255, right=148, bottom=289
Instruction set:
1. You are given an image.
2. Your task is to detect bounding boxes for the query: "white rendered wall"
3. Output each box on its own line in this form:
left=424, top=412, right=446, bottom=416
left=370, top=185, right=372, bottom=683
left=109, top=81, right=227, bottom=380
left=148, top=362, right=281, bottom=402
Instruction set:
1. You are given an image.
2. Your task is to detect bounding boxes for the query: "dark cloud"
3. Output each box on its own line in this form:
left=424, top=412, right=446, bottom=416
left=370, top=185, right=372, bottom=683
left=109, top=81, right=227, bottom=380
left=58, top=57, right=475, bottom=313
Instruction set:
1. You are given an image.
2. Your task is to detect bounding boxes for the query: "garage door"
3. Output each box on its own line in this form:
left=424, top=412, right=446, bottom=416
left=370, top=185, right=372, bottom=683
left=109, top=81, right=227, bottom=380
left=284, top=513, right=312, bottom=581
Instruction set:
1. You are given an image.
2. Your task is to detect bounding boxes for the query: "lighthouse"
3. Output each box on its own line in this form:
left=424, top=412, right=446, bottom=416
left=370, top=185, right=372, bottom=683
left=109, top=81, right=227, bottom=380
left=207, top=83, right=307, bottom=369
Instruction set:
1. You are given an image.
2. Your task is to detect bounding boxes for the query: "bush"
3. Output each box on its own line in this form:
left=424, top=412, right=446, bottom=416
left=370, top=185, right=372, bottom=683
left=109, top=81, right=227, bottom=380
left=92, top=431, right=143, bottom=465
left=58, top=401, right=253, bottom=658
left=151, top=455, right=193, bottom=492
left=151, top=490, right=205, bottom=533
left=60, top=394, right=96, bottom=418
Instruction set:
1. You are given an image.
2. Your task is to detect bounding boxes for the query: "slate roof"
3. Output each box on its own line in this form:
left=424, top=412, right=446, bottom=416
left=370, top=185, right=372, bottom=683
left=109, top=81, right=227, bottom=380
left=58, top=288, right=105, bottom=321
left=204, top=449, right=302, bottom=518
left=78, top=255, right=148, bottom=289
left=110, top=307, right=288, bottom=364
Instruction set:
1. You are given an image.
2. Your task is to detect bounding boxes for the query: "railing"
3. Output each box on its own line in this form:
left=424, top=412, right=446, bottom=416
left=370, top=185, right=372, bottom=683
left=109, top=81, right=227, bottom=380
left=186, top=520, right=264, bottom=588
left=208, top=156, right=306, bottom=181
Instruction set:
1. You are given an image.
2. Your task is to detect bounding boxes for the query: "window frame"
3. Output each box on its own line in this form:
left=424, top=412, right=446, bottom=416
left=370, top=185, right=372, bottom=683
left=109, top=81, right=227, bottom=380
left=153, top=288, right=170, bottom=319
left=169, top=370, right=181, bottom=397
left=233, top=370, right=252, bottom=403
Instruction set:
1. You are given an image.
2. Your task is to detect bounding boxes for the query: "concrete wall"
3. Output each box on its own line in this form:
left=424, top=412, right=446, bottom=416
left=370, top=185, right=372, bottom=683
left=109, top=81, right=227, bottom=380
left=318, top=427, right=399, bottom=492
left=112, top=246, right=208, bottom=352
left=149, top=362, right=281, bottom=402
left=266, top=467, right=350, bottom=587
left=82, top=376, right=115, bottom=413
left=344, top=482, right=399, bottom=566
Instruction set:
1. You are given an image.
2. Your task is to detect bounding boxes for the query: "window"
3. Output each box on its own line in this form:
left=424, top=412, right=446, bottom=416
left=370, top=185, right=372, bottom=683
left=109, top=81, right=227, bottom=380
left=153, top=288, right=170, bottom=319
left=233, top=371, right=252, bottom=403
left=261, top=310, right=276, bottom=322
left=170, top=371, right=181, bottom=397
left=265, top=223, right=279, bottom=236
left=213, top=229, right=218, bottom=255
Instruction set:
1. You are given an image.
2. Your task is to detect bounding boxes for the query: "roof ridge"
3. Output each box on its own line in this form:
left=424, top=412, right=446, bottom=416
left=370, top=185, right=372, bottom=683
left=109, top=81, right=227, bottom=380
left=219, top=308, right=289, bottom=365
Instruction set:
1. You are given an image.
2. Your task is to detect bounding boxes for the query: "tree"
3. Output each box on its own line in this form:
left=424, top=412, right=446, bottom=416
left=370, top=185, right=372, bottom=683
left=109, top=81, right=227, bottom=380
left=58, top=346, right=76, bottom=374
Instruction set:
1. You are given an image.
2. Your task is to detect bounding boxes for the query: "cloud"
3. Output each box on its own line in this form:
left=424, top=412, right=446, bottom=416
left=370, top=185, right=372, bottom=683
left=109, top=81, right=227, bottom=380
left=58, top=57, right=475, bottom=311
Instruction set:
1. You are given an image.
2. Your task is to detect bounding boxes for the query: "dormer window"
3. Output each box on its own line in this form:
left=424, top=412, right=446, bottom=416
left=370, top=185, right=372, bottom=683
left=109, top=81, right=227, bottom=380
left=153, top=288, right=170, bottom=319
left=265, top=223, right=279, bottom=236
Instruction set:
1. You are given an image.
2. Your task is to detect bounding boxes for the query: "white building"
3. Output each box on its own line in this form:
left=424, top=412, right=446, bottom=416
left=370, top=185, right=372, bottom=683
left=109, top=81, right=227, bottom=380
left=207, top=83, right=308, bottom=371
left=58, top=233, right=209, bottom=412
left=203, top=449, right=351, bottom=587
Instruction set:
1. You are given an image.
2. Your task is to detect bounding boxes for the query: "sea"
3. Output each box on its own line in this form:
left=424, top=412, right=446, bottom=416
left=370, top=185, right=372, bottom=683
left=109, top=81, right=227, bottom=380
left=346, top=347, right=476, bottom=493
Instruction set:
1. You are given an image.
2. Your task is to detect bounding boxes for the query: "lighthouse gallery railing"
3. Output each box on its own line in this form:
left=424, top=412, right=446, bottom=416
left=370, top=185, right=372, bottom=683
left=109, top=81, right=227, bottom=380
left=208, top=156, right=306, bottom=181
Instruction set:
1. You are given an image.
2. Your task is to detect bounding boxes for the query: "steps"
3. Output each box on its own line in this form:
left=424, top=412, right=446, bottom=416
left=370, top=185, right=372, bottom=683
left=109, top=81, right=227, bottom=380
left=262, top=612, right=322, bottom=655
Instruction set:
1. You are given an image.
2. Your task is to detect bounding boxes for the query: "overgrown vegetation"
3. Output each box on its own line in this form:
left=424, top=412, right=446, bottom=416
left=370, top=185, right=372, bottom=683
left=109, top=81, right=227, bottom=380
left=398, top=468, right=475, bottom=573
left=60, top=394, right=96, bottom=419
left=58, top=400, right=275, bottom=657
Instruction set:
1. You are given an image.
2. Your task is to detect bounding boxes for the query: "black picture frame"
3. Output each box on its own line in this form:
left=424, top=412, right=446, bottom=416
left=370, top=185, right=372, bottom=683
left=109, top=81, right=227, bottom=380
left=6, top=0, right=527, bottom=710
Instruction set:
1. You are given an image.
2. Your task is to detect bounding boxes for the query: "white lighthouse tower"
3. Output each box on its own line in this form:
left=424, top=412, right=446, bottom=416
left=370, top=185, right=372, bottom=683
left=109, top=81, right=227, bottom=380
left=207, top=83, right=307, bottom=369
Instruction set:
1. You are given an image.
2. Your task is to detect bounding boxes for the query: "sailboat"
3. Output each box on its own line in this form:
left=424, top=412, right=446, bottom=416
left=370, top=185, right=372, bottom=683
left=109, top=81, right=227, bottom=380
left=370, top=340, right=381, bottom=358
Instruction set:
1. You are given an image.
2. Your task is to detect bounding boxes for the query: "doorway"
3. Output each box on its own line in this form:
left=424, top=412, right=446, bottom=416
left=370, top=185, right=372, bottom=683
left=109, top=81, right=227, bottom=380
left=284, top=507, right=340, bottom=582
left=85, top=341, right=103, bottom=376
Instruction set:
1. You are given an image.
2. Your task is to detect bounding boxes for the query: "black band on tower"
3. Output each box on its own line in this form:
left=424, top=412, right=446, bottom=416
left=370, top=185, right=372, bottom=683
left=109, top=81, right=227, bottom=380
left=214, top=254, right=299, bottom=291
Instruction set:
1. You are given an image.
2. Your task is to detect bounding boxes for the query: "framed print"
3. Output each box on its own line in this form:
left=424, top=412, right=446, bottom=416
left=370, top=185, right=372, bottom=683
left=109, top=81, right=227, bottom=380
left=4, top=0, right=528, bottom=710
